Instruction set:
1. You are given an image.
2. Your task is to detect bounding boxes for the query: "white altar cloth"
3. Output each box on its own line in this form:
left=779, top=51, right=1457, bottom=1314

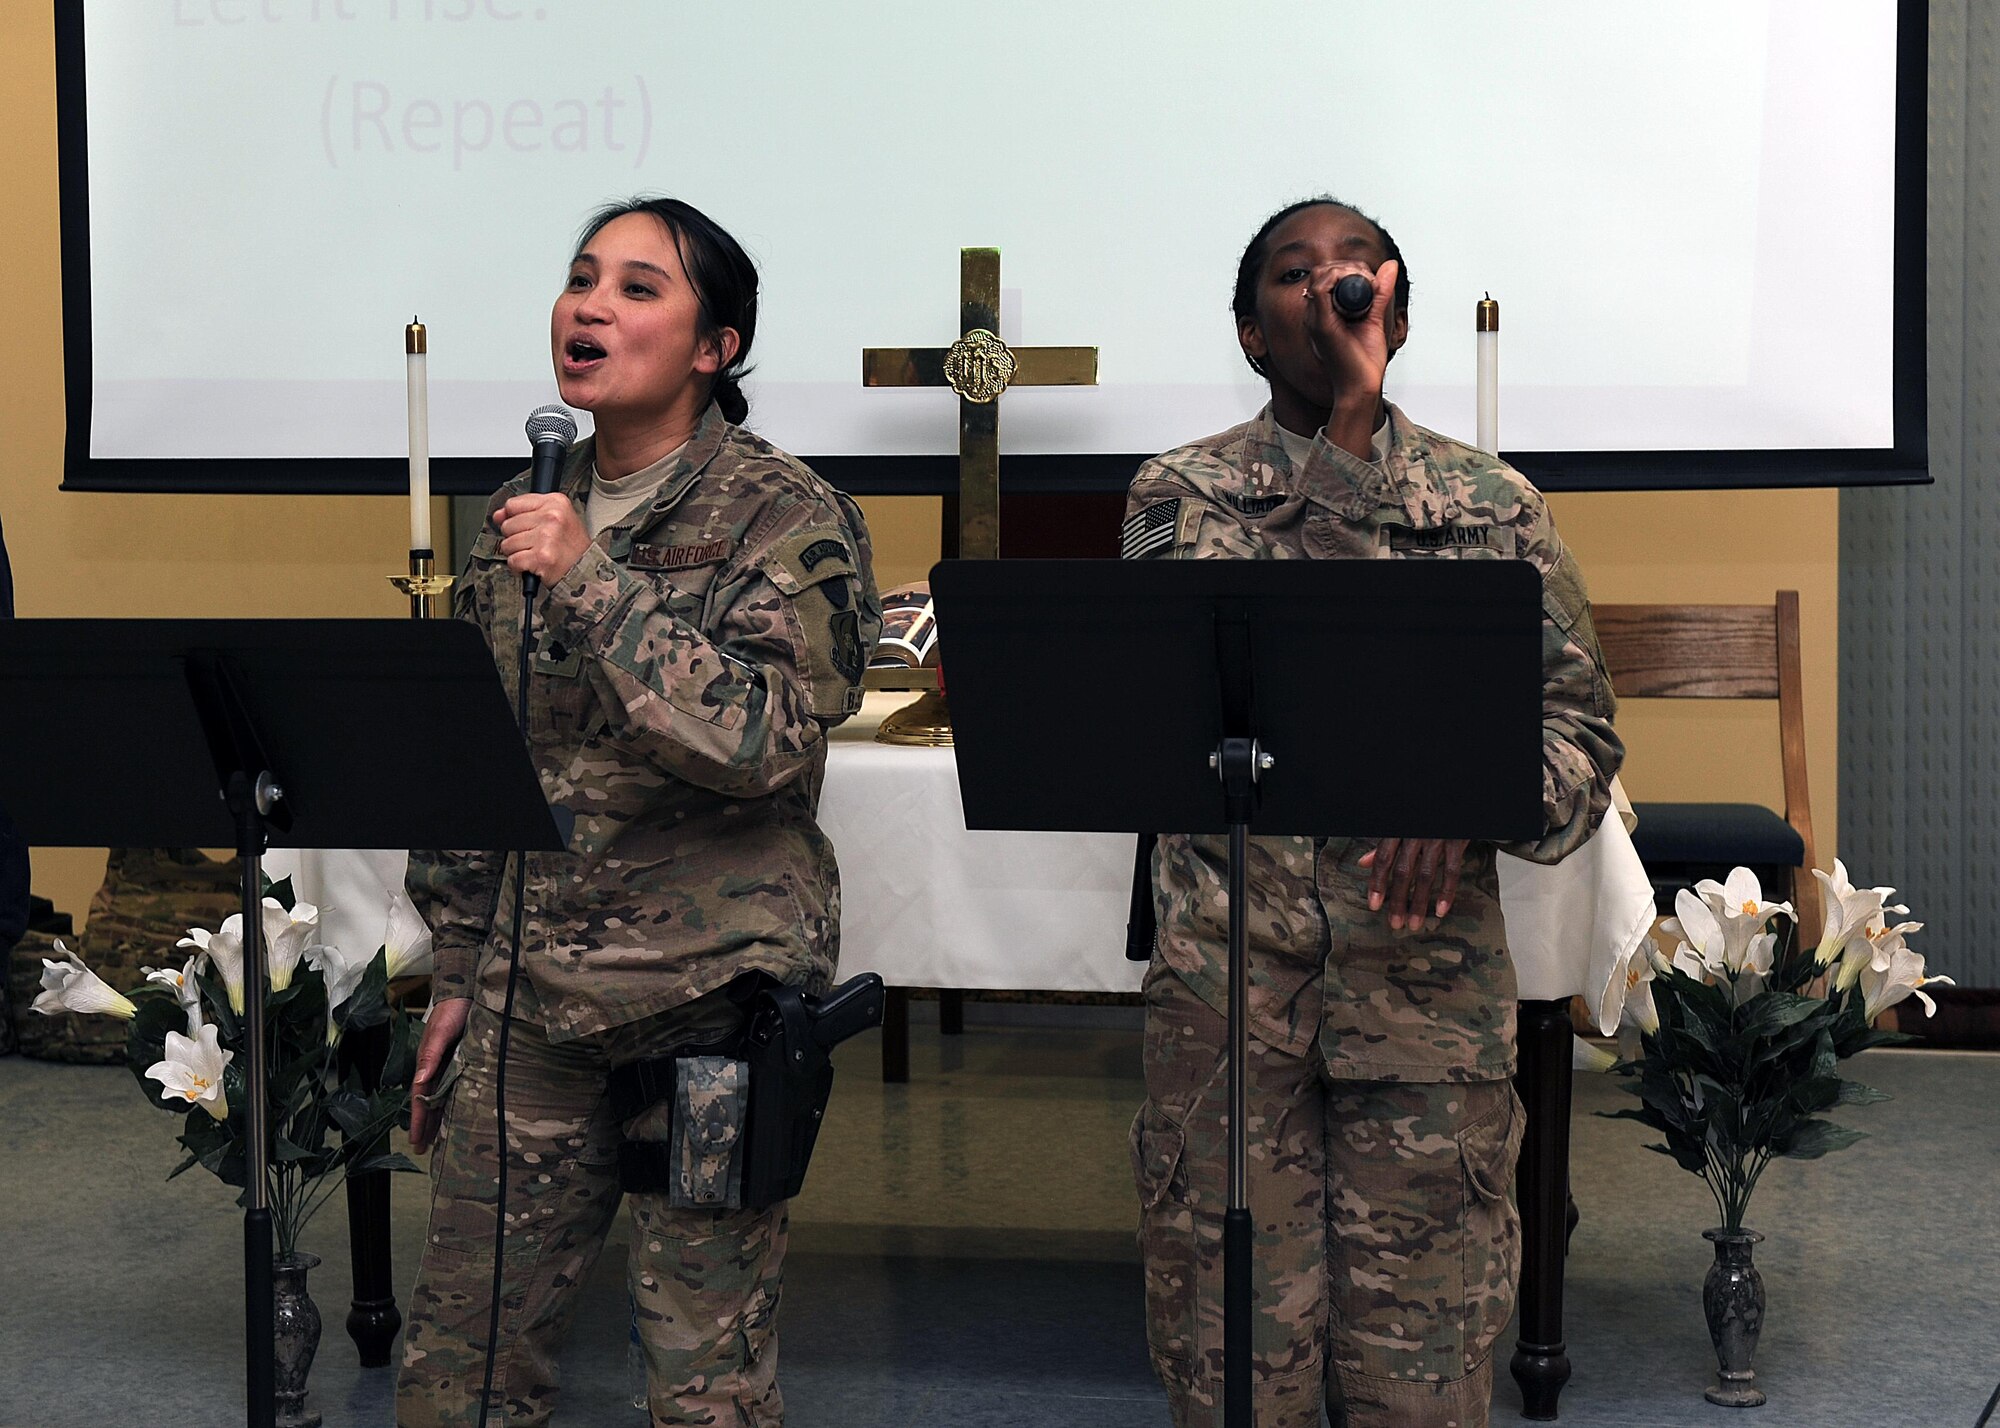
left=279, top=696, right=1653, bottom=1026
left=821, top=695, right=1653, bottom=1022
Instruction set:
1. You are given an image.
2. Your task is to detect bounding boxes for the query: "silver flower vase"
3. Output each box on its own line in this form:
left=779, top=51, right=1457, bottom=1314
left=1702, top=1228, right=1767, bottom=1407
left=273, top=1251, right=324, bottom=1428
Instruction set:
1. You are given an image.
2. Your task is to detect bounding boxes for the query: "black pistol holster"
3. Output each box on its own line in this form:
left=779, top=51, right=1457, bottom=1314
left=607, top=971, right=886, bottom=1211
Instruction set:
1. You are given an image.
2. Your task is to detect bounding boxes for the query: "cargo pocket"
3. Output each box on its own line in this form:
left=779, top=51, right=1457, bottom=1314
left=1459, top=1083, right=1526, bottom=1374
left=1130, top=1099, right=1201, bottom=1380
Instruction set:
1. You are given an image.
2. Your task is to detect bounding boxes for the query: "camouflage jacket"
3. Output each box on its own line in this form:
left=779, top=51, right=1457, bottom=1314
left=409, top=404, right=883, bottom=1041
left=1124, top=402, right=1623, bottom=1080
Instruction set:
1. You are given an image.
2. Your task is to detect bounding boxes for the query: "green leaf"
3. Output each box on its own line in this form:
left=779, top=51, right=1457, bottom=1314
left=196, top=965, right=241, bottom=1042
left=378, top=1011, right=418, bottom=1091
left=1777, top=1118, right=1869, bottom=1160
left=351, top=1151, right=422, bottom=1177
left=324, top=1088, right=375, bottom=1139
left=1743, top=992, right=1823, bottom=1040
left=262, top=874, right=296, bottom=911
left=1835, top=1026, right=1916, bottom=1057
left=335, top=952, right=392, bottom=1032
left=1835, top=1080, right=1893, bottom=1107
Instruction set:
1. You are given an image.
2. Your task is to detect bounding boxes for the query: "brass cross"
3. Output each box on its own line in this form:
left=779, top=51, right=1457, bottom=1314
left=862, top=248, right=1098, bottom=560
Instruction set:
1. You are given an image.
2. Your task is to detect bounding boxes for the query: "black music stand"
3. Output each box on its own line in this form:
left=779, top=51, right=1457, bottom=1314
left=0, top=619, right=566, bottom=1428
left=930, top=559, right=1544, bottom=1428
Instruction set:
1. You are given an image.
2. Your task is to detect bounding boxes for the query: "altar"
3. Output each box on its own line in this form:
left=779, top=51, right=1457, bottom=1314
left=820, top=692, right=1650, bottom=1020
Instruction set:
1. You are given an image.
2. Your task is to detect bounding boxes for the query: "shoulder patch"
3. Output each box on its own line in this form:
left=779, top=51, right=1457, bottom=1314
left=798, top=537, right=849, bottom=573
left=1121, top=499, right=1181, bottom=560
left=828, top=609, right=865, bottom=682
left=767, top=526, right=859, bottom=594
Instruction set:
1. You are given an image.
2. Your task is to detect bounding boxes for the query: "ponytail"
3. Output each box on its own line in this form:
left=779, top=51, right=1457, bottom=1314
left=710, top=371, right=749, bottom=424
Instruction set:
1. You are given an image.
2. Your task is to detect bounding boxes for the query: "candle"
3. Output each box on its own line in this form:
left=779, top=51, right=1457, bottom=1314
left=1475, top=294, right=1499, bottom=454
left=406, top=317, right=431, bottom=552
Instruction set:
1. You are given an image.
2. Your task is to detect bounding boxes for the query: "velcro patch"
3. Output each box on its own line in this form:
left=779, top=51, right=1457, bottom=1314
left=1384, top=524, right=1500, bottom=554
left=633, top=539, right=730, bottom=570
left=829, top=609, right=865, bottom=682
left=1121, top=500, right=1180, bottom=560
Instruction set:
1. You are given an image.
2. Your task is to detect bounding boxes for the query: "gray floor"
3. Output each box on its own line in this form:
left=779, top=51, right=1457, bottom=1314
left=1, top=1018, right=1996, bottom=1428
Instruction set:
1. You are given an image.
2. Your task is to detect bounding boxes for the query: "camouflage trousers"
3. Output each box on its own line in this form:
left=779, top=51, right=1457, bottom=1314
left=1131, top=965, right=1524, bottom=1428
left=398, top=995, right=788, bottom=1427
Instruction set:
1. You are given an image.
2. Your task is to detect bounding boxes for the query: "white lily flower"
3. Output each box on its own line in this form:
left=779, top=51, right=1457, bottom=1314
left=145, top=1024, right=234, bottom=1120
left=1811, top=862, right=1891, bottom=969
left=31, top=943, right=139, bottom=1020
left=143, top=956, right=206, bottom=1033
left=308, top=938, right=372, bottom=1016
left=1693, top=868, right=1794, bottom=975
left=1859, top=945, right=1956, bottom=1022
left=382, top=889, right=435, bottom=982
left=261, top=898, right=319, bottom=993
left=1573, top=1036, right=1618, bottom=1073
left=1669, top=939, right=1715, bottom=983
left=1664, top=890, right=1728, bottom=979
left=1599, top=937, right=1661, bottom=1036
left=179, top=919, right=245, bottom=1014
left=1836, top=915, right=1925, bottom=992
left=1730, top=931, right=1779, bottom=1006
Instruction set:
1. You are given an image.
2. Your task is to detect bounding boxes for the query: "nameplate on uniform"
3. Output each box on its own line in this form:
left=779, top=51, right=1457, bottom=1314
left=1219, top=489, right=1286, bottom=517
left=633, top=540, right=730, bottom=570
left=1383, top=525, right=1498, bottom=554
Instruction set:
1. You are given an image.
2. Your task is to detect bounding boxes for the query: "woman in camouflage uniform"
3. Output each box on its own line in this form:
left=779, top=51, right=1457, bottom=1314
left=398, top=198, right=880, bottom=1427
left=1121, top=199, right=1623, bottom=1428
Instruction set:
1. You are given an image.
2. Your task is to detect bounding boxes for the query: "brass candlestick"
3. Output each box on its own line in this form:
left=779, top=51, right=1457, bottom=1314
left=389, top=548, right=454, bottom=619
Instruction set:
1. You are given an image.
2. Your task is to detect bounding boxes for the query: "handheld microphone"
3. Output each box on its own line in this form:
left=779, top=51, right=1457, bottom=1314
left=1331, top=273, right=1375, bottom=321
left=521, top=404, right=578, bottom=597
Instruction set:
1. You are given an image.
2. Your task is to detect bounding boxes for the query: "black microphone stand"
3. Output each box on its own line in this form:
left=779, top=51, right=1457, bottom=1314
left=184, top=650, right=294, bottom=1428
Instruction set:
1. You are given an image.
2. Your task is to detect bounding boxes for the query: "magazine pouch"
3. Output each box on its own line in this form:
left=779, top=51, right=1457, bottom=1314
left=668, top=1056, right=749, bottom=1209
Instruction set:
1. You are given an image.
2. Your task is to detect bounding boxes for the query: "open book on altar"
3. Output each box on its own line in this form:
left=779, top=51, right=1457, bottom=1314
left=864, top=583, right=941, bottom=691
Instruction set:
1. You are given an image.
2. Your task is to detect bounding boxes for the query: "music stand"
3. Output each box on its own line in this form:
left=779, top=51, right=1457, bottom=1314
left=0, top=619, right=566, bottom=1428
left=930, top=559, right=1544, bottom=1428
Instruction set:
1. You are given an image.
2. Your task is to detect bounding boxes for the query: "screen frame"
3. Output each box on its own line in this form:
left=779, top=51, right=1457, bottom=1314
left=54, top=0, right=1931, bottom=497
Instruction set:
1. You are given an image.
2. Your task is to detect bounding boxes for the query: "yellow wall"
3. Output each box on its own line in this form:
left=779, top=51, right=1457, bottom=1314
left=1551, top=490, right=1837, bottom=855
left=4, top=9, right=1835, bottom=924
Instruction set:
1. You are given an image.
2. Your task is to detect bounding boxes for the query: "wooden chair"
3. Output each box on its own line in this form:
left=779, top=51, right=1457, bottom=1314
left=1593, top=591, right=1822, bottom=951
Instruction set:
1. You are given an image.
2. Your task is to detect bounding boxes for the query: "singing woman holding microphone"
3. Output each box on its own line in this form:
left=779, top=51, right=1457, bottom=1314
left=1122, top=197, right=1623, bottom=1428
left=398, top=196, right=881, bottom=1427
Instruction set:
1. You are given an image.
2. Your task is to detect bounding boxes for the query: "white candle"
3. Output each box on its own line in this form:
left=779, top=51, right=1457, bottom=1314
left=1475, top=294, right=1499, bottom=454
left=406, top=318, right=431, bottom=552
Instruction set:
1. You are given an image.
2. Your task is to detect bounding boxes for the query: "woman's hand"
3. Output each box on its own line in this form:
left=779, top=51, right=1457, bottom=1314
left=408, top=996, right=471, bottom=1154
left=1305, top=258, right=1400, bottom=457
left=495, top=493, right=591, bottom=588
left=1359, top=835, right=1469, bottom=932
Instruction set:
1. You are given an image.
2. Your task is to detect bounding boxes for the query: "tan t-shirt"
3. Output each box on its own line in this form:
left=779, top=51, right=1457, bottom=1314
left=584, top=440, right=687, bottom=538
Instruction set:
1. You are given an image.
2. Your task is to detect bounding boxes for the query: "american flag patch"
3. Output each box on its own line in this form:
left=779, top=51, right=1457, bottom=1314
left=1121, top=500, right=1180, bottom=559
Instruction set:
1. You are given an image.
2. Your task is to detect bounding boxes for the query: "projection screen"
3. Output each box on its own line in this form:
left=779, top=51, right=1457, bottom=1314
left=55, top=0, right=1926, bottom=493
